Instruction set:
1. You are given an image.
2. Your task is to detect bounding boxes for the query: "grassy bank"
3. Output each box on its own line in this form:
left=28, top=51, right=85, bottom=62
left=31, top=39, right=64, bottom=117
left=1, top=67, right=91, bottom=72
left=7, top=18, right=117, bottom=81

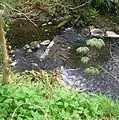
left=0, top=72, right=119, bottom=120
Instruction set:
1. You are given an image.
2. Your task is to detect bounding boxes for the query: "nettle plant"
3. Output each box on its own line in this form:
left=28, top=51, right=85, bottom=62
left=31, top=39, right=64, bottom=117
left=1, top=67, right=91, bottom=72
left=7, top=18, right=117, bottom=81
left=76, top=38, right=105, bottom=76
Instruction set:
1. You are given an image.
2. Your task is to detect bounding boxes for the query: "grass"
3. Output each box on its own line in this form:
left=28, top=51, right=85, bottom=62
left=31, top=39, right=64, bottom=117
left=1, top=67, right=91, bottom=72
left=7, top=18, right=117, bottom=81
left=0, top=71, right=119, bottom=120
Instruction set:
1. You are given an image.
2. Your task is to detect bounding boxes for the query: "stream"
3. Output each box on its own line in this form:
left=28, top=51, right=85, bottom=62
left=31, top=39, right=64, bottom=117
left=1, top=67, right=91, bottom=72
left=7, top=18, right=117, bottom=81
left=7, top=18, right=119, bottom=100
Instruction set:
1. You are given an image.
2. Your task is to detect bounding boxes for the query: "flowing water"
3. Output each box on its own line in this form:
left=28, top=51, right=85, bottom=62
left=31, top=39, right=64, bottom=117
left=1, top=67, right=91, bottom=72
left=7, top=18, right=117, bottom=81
left=7, top=19, right=119, bottom=100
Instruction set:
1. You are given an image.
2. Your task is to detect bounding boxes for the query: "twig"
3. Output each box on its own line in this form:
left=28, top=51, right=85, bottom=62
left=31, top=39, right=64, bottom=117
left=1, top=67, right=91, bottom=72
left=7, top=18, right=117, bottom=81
left=69, top=0, right=92, bottom=10
left=98, top=65, right=119, bottom=82
left=3, top=3, right=38, bottom=27
left=72, top=15, right=80, bottom=27
left=55, top=0, right=92, bottom=10
left=109, top=43, right=119, bottom=62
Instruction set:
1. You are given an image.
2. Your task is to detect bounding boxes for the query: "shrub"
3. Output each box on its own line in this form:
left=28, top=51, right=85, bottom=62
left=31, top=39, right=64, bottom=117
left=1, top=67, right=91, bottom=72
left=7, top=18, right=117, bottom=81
left=0, top=72, right=119, bottom=120
left=90, top=0, right=119, bottom=14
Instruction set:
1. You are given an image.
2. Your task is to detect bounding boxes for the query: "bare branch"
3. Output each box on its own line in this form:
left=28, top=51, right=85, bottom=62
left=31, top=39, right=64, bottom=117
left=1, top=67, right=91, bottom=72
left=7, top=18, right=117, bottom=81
left=109, top=43, right=119, bottom=62
left=3, top=3, right=38, bottom=27
left=55, top=0, right=92, bottom=10
left=99, top=65, right=119, bottom=82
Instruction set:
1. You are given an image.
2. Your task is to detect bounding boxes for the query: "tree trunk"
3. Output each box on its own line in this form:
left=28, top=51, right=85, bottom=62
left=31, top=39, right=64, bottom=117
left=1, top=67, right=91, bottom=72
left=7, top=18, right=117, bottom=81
left=0, top=20, right=9, bottom=84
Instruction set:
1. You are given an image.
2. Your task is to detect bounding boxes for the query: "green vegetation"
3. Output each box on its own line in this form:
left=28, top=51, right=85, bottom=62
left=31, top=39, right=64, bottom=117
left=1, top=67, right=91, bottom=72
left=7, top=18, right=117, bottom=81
left=31, top=0, right=119, bottom=27
left=84, top=67, right=100, bottom=75
left=76, top=38, right=105, bottom=75
left=87, top=38, right=105, bottom=49
left=0, top=72, right=119, bottom=120
left=91, top=0, right=119, bottom=13
left=0, top=1, right=119, bottom=120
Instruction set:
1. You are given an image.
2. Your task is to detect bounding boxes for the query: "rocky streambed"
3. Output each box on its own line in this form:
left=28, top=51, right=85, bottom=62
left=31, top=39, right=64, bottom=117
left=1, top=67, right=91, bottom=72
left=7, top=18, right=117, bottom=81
left=7, top=17, right=119, bottom=100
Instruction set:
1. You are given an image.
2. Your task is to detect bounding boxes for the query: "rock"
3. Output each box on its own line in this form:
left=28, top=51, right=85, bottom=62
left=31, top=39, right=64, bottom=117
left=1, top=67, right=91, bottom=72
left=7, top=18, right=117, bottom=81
left=48, top=22, right=52, bottom=25
left=68, top=46, right=71, bottom=50
left=31, top=63, right=38, bottom=67
left=27, top=49, right=32, bottom=53
left=44, top=29, right=48, bottom=32
left=10, top=60, right=18, bottom=66
left=23, top=44, right=30, bottom=50
left=30, top=41, right=40, bottom=50
left=9, top=50, right=15, bottom=54
left=40, top=39, right=56, bottom=60
left=41, top=23, right=47, bottom=26
left=89, top=26, right=104, bottom=37
left=105, top=31, right=119, bottom=38
left=40, top=36, right=68, bottom=61
left=81, top=28, right=90, bottom=37
left=40, top=40, right=50, bottom=46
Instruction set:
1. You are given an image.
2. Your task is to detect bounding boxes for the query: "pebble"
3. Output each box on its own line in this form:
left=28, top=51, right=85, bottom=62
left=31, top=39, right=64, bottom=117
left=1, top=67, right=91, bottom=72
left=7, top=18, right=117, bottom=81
left=27, top=49, right=32, bottom=53
left=68, top=46, right=71, bottom=49
left=48, top=22, right=52, bottom=25
left=10, top=60, right=18, bottom=66
left=41, top=23, right=47, bottom=26
left=12, top=54, right=15, bottom=57
left=44, top=29, right=48, bottom=32
left=31, top=63, right=38, bottom=67
left=40, top=40, right=50, bottom=46
left=9, top=50, right=15, bottom=54
left=23, top=44, right=30, bottom=50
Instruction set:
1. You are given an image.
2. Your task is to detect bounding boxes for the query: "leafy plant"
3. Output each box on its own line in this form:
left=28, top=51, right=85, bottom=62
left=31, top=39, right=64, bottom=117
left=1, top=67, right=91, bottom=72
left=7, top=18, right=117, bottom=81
left=76, top=38, right=105, bottom=76
left=81, top=8, right=99, bottom=25
left=91, top=0, right=119, bottom=14
left=0, top=71, right=119, bottom=120
left=81, top=57, right=90, bottom=64
left=87, top=38, right=105, bottom=49
left=84, top=67, right=100, bottom=75
left=76, top=47, right=89, bottom=54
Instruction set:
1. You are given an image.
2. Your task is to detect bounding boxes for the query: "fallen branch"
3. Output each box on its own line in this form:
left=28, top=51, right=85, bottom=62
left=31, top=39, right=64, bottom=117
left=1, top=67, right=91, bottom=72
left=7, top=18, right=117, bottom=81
left=109, top=43, right=119, bottom=62
left=3, top=3, right=38, bottom=27
left=99, top=65, right=119, bottom=82
left=55, top=0, right=92, bottom=10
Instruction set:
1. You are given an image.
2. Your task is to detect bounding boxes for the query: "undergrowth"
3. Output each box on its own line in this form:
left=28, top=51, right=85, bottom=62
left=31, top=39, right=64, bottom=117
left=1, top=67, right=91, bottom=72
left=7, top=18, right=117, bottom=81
left=0, top=72, right=119, bottom=120
left=31, top=0, right=119, bottom=27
